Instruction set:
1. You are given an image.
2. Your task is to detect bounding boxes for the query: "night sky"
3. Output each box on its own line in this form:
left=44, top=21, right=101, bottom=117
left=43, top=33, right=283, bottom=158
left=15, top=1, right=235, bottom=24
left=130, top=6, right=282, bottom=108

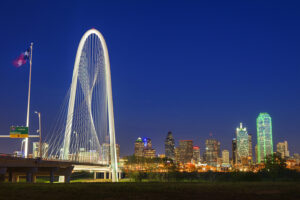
left=0, top=0, right=300, bottom=157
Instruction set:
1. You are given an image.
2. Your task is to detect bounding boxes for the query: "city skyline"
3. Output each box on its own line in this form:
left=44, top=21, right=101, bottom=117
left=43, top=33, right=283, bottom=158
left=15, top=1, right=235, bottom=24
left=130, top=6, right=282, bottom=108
left=1, top=1, right=300, bottom=157
left=130, top=114, right=297, bottom=158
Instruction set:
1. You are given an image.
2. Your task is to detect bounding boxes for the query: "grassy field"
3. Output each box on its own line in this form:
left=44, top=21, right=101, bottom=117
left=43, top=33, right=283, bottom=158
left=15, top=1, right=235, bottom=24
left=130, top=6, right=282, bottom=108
left=0, top=182, right=299, bottom=200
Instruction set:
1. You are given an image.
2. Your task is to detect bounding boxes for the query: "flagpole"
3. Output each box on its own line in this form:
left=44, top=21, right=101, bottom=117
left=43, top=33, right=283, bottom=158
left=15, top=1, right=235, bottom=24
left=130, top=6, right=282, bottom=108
left=24, top=42, right=33, bottom=158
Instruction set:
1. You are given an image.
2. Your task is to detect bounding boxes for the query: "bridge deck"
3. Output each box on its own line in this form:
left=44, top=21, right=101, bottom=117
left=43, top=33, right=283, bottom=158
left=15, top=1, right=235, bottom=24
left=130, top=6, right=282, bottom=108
left=0, top=156, right=112, bottom=183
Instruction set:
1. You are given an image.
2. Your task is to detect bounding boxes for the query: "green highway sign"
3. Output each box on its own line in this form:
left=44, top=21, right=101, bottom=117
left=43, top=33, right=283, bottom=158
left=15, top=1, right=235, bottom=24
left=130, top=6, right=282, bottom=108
left=10, top=126, right=28, bottom=138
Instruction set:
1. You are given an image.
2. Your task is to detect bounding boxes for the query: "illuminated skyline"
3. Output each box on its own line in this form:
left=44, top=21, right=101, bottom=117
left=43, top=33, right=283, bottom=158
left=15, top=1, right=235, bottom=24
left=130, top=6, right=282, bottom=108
left=0, top=1, right=300, bottom=156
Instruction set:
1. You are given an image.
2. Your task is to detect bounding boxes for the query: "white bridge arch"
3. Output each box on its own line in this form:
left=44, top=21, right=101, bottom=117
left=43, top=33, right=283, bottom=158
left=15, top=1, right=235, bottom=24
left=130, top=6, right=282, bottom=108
left=61, top=28, right=118, bottom=182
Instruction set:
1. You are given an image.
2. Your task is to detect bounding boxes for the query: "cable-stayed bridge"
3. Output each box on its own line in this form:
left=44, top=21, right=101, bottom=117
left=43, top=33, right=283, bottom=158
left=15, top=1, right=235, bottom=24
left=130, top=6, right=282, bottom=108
left=0, top=28, right=119, bottom=183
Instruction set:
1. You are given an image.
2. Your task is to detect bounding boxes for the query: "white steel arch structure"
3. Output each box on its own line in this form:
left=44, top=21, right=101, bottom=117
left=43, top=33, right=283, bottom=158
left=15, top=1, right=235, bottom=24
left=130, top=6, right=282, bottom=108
left=62, top=28, right=118, bottom=182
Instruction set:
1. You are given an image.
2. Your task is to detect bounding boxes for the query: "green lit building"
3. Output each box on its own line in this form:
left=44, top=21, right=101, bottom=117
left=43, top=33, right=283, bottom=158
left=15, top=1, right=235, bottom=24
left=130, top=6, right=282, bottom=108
left=256, top=113, right=273, bottom=163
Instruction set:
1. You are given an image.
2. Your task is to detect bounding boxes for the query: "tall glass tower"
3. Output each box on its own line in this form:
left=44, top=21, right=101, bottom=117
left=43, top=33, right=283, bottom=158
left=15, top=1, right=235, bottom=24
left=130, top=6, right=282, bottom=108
left=236, top=123, right=249, bottom=164
left=165, top=131, right=175, bottom=160
left=204, top=139, right=219, bottom=167
left=256, top=113, right=273, bottom=163
left=232, top=138, right=237, bottom=165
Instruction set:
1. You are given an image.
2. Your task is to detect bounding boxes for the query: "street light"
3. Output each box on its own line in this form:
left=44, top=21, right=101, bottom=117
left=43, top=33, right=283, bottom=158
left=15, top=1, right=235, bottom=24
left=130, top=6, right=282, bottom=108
left=35, top=111, right=42, bottom=159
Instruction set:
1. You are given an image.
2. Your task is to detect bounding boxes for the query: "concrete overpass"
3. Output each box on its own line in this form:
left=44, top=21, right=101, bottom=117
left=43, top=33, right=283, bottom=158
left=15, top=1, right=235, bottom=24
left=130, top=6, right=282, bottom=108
left=0, top=155, right=119, bottom=183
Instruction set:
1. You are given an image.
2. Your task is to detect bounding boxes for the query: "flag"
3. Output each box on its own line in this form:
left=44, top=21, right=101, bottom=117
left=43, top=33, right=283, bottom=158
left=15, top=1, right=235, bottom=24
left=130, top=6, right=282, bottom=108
left=13, top=48, right=30, bottom=67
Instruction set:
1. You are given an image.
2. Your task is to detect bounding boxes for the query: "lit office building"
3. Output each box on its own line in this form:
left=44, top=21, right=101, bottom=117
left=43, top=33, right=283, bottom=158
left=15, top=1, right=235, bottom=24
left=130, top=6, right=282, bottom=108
left=143, top=137, right=156, bottom=158
left=143, top=148, right=156, bottom=158
left=100, top=143, right=120, bottom=164
left=204, top=139, right=219, bottom=167
left=232, top=138, right=237, bottom=165
left=255, top=144, right=258, bottom=164
left=192, top=146, right=200, bottom=164
left=248, top=134, right=253, bottom=163
left=165, top=131, right=175, bottom=160
left=294, top=153, right=300, bottom=165
left=174, top=147, right=180, bottom=163
left=178, top=140, right=193, bottom=164
left=134, top=137, right=156, bottom=158
left=143, top=137, right=152, bottom=149
left=277, top=141, right=290, bottom=159
left=134, top=137, right=144, bottom=157
left=257, top=113, right=273, bottom=163
left=217, top=141, right=221, bottom=158
left=236, top=123, right=249, bottom=165
left=32, top=142, right=49, bottom=158
left=78, top=148, right=99, bottom=163
left=33, top=142, right=39, bottom=158
left=222, top=150, right=230, bottom=165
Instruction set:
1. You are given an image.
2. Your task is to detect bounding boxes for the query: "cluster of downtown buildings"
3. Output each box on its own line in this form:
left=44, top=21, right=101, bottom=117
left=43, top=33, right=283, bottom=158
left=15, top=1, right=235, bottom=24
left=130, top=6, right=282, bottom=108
left=132, top=113, right=300, bottom=171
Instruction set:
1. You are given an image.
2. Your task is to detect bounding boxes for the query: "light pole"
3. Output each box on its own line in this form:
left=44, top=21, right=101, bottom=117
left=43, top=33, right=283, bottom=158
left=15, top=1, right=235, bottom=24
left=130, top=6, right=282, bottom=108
left=35, top=111, right=42, bottom=158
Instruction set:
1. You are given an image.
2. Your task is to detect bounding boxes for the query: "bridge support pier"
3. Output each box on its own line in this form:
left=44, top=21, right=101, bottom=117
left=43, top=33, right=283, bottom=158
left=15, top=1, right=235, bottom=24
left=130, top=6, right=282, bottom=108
left=50, top=171, right=54, bottom=183
left=13, top=175, right=19, bottom=183
left=8, top=172, right=19, bottom=183
left=32, top=175, right=37, bottom=183
left=8, top=171, right=12, bottom=182
left=26, top=168, right=37, bottom=183
left=26, top=172, right=32, bottom=183
left=0, top=168, right=7, bottom=182
left=64, top=166, right=73, bottom=183
left=50, top=168, right=58, bottom=183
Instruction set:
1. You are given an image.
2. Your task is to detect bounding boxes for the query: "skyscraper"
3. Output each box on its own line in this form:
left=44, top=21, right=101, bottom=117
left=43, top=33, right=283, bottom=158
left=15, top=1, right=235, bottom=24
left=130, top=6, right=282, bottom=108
left=232, top=138, right=237, bottom=165
left=32, top=142, right=49, bottom=158
left=255, top=144, right=258, bottom=164
left=248, top=134, right=253, bottom=163
left=33, top=142, right=39, bottom=158
left=134, top=137, right=144, bottom=157
left=143, top=137, right=156, bottom=158
left=134, top=137, right=156, bottom=158
left=143, top=137, right=152, bottom=149
left=222, top=150, right=230, bottom=166
left=217, top=141, right=221, bottom=158
left=204, top=139, right=219, bottom=167
left=277, top=141, right=290, bottom=159
left=174, top=147, right=180, bottom=163
left=192, top=146, right=200, bottom=164
left=256, top=113, right=273, bottom=163
left=165, top=131, right=175, bottom=160
left=236, top=123, right=249, bottom=165
left=178, top=140, right=193, bottom=164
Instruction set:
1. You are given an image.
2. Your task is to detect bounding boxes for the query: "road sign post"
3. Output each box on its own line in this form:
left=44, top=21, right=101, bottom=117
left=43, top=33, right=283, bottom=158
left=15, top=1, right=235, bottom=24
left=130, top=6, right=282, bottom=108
left=10, top=126, right=29, bottom=138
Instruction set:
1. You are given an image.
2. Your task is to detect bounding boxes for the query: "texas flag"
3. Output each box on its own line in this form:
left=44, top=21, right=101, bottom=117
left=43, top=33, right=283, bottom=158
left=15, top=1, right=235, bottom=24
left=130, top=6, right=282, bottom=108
left=13, top=48, right=30, bottom=67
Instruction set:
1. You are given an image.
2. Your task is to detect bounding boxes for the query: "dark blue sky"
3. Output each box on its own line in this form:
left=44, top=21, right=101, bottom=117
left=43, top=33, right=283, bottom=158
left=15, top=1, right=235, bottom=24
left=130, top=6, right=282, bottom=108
left=0, top=0, right=300, bottom=157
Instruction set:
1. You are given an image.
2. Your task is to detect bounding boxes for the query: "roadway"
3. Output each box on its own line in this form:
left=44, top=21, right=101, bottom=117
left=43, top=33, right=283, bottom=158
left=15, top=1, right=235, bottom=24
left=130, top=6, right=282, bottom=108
left=0, top=155, right=117, bottom=183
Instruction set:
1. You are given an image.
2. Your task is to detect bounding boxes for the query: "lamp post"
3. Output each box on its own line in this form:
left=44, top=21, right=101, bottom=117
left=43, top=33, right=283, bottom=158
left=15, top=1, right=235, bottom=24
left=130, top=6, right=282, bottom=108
left=35, top=111, right=42, bottom=158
